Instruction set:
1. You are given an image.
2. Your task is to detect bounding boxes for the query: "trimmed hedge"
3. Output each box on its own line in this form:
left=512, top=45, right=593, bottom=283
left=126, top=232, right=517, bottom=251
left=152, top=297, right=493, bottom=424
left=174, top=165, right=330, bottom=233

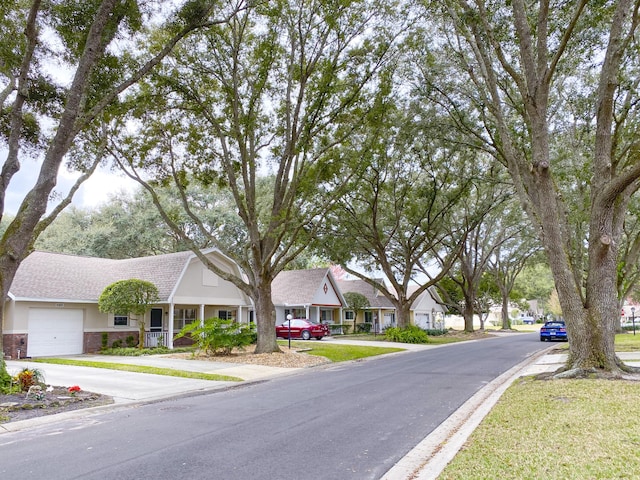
left=357, top=323, right=373, bottom=333
left=384, top=325, right=430, bottom=344
left=424, top=328, right=448, bottom=336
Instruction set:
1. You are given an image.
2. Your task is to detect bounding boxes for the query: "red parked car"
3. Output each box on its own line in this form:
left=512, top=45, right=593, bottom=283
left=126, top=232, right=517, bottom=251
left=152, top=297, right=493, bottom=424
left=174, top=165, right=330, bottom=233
left=276, top=319, right=330, bottom=340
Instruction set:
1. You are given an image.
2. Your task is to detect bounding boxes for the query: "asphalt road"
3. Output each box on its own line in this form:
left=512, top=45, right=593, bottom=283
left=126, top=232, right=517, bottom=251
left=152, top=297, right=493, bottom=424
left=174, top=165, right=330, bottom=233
left=0, top=333, right=545, bottom=480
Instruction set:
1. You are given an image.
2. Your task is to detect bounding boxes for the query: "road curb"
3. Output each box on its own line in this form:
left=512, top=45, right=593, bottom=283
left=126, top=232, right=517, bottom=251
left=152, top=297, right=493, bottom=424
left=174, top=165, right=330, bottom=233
left=381, top=345, right=555, bottom=480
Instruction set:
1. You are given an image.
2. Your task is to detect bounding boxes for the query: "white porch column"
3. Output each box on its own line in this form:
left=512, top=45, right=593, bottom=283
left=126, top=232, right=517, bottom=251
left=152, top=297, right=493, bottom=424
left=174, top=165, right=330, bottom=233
left=168, top=303, right=175, bottom=349
left=199, top=304, right=205, bottom=327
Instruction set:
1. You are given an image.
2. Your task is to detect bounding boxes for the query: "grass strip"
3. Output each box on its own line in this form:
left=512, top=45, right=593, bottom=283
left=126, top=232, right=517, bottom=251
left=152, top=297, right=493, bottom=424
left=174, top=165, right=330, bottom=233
left=31, top=358, right=243, bottom=382
left=439, top=376, right=640, bottom=480
left=614, top=332, right=640, bottom=351
left=343, top=332, right=496, bottom=345
left=278, top=341, right=405, bottom=362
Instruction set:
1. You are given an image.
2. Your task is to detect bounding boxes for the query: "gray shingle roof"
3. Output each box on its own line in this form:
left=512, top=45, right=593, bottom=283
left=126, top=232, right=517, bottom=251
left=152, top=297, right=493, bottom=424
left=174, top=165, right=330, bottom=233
left=337, top=279, right=395, bottom=309
left=272, top=268, right=335, bottom=306
left=9, top=250, right=194, bottom=302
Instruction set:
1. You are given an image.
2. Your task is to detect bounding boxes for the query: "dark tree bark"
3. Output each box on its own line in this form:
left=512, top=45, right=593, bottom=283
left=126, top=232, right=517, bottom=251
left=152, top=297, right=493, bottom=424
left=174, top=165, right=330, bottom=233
left=437, top=0, right=640, bottom=374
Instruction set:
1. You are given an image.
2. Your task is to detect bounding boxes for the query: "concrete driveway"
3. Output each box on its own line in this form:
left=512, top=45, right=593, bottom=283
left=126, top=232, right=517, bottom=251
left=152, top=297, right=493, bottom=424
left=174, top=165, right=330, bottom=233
left=4, top=355, right=296, bottom=404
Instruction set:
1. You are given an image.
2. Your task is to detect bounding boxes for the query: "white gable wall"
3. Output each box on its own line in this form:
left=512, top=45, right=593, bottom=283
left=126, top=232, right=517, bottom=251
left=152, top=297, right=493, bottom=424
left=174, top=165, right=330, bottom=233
left=411, top=288, right=445, bottom=329
left=172, top=256, right=248, bottom=306
left=311, top=278, right=342, bottom=306
left=412, top=289, right=444, bottom=313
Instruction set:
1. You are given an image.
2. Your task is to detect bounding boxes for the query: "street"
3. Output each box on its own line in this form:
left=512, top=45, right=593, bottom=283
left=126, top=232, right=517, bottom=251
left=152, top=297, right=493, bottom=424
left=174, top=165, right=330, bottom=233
left=0, top=333, right=546, bottom=480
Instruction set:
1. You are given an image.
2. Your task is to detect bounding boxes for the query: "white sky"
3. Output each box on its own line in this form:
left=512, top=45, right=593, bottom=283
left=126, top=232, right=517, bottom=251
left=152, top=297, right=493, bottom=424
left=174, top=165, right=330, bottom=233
left=3, top=153, right=139, bottom=215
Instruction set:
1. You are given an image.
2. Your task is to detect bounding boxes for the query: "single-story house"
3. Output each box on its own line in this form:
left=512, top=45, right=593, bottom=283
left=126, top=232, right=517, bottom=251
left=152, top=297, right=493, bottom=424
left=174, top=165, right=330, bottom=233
left=2, top=249, right=252, bottom=359
left=337, top=278, right=396, bottom=333
left=271, top=268, right=346, bottom=326
left=408, top=285, right=446, bottom=330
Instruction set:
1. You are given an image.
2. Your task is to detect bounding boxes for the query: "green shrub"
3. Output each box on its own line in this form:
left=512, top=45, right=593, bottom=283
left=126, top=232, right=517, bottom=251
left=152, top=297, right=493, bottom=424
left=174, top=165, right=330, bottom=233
left=101, top=332, right=109, bottom=350
left=424, top=328, right=448, bottom=336
left=384, top=325, right=430, bottom=344
left=125, top=335, right=136, bottom=347
left=327, top=324, right=345, bottom=335
left=175, top=317, right=256, bottom=355
left=99, top=346, right=193, bottom=356
left=357, top=323, right=373, bottom=333
left=15, top=367, right=45, bottom=391
left=621, top=324, right=640, bottom=332
left=111, top=339, right=123, bottom=348
left=0, top=361, right=15, bottom=394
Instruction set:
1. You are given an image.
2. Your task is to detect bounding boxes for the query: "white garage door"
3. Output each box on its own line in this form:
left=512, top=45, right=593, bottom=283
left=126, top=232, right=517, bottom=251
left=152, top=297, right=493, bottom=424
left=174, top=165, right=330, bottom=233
left=28, top=308, right=84, bottom=357
left=415, top=313, right=430, bottom=329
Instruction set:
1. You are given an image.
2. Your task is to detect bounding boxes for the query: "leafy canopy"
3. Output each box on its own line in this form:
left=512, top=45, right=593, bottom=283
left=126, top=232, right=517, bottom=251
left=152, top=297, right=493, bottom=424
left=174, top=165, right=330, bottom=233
left=343, top=292, right=370, bottom=313
left=98, top=279, right=159, bottom=316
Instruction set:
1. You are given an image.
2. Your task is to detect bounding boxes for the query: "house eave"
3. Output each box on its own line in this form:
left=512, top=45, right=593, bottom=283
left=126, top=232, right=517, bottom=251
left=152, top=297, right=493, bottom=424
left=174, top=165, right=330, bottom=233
left=11, top=297, right=98, bottom=304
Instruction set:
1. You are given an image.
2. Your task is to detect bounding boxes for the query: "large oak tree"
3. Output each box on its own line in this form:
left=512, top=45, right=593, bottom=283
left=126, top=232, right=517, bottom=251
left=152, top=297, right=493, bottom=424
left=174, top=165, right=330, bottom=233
left=430, top=0, right=640, bottom=375
left=318, top=90, right=487, bottom=328
left=0, top=0, right=241, bottom=379
left=109, top=0, right=402, bottom=353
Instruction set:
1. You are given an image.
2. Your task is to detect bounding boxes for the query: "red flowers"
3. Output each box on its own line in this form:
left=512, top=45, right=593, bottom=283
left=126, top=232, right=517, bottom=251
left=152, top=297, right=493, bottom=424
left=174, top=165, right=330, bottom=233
left=68, top=385, right=81, bottom=395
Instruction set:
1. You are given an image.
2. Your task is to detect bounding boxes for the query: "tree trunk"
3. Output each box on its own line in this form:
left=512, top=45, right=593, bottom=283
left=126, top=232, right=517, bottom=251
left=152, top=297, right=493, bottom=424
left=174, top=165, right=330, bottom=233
left=253, top=280, right=280, bottom=354
left=138, top=321, right=146, bottom=349
left=479, top=312, right=486, bottom=331
left=440, top=0, right=640, bottom=377
left=395, top=302, right=411, bottom=329
left=463, top=297, right=474, bottom=332
left=0, top=296, right=8, bottom=380
left=535, top=171, right=622, bottom=373
left=564, top=205, right=620, bottom=371
left=501, top=295, right=511, bottom=330
left=0, top=254, right=22, bottom=379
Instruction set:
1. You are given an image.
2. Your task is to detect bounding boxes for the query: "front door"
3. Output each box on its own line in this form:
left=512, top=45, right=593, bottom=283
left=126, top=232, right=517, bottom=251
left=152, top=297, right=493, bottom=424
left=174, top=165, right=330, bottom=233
left=150, top=308, right=163, bottom=332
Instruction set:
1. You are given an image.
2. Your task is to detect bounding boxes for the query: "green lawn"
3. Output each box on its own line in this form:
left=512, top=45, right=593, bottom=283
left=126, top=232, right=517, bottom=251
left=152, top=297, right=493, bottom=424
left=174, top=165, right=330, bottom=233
left=278, top=340, right=405, bottom=361
left=31, top=358, right=243, bottom=382
left=439, top=333, right=640, bottom=480
left=612, top=331, right=640, bottom=351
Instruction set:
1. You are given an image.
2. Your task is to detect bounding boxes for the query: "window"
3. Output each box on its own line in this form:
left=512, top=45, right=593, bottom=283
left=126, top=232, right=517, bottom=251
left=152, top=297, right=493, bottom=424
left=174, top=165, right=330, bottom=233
left=320, top=310, right=332, bottom=322
left=173, top=308, right=197, bottom=330
left=114, top=313, right=129, bottom=327
left=345, top=310, right=355, bottom=321
left=218, top=310, right=237, bottom=321
left=284, top=308, right=306, bottom=319
left=364, top=311, right=373, bottom=323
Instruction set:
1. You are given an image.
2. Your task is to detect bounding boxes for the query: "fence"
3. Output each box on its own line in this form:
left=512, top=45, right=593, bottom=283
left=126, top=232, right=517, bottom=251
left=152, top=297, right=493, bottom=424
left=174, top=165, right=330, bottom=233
left=145, top=331, right=169, bottom=348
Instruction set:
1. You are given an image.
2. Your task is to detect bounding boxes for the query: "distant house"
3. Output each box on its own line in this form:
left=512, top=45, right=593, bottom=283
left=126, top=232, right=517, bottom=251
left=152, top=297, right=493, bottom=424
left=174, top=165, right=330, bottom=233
left=2, top=249, right=251, bottom=359
left=408, top=286, right=446, bottom=330
left=337, top=278, right=396, bottom=332
left=271, top=268, right=346, bottom=325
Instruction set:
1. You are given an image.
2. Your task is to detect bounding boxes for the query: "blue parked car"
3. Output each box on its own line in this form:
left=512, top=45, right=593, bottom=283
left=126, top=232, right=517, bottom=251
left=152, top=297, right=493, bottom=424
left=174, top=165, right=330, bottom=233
left=540, top=321, right=568, bottom=342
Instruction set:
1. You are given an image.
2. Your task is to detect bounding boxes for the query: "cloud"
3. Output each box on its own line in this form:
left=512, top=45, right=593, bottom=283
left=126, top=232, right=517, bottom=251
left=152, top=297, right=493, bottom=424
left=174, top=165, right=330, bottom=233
left=62, top=167, right=140, bottom=210
left=3, top=159, right=140, bottom=215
